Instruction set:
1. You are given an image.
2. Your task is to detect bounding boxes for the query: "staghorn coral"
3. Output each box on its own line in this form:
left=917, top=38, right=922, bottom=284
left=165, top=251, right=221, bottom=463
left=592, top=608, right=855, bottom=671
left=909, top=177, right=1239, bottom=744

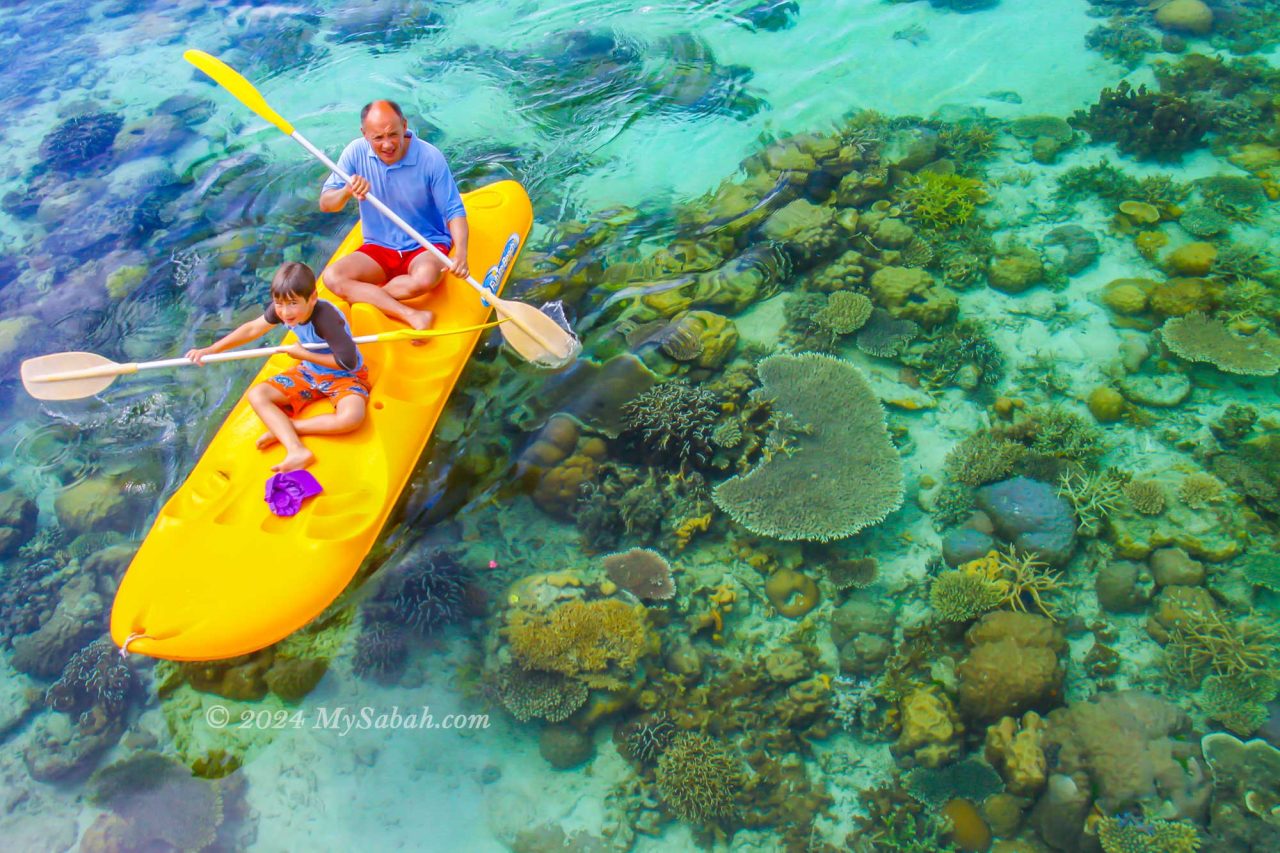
left=963, top=547, right=1064, bottom=620
left=1164, top=608, right=1279, bottom=685
left=930, top=569, right=1003, bottom=622
left=1160, top=313, right=1280, bottom=376
left=506, top=598, right=649, bottom=678
left=602, top=548, right=676, bottom=601
left=901, top=171, right=988, bottom=230
left=1058, top=469, right=1126, bottom=537
left=621, top=380, right=720, bottom=466
left=656, top=732, right=743, bottom=824
left=713, top=353, right=903, bottom=542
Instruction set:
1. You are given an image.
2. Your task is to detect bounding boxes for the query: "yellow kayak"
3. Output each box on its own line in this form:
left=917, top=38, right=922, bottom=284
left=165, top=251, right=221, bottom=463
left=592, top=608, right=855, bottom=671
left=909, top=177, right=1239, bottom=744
left=110, top=180, right=532, bottom=661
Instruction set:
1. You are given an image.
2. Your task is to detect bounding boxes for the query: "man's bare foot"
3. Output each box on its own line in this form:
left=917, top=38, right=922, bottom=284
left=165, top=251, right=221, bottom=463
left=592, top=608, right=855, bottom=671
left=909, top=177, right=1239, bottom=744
left=272, top=447, right=315, bottom=473
left=256, top=432, right=278, bottom=451
left=403, top=308, right=434, bottom=332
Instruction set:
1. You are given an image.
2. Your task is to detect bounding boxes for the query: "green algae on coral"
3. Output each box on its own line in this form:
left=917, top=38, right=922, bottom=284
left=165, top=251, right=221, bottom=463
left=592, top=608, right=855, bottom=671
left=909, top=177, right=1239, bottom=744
left=713, top=353, right=903, bottom=541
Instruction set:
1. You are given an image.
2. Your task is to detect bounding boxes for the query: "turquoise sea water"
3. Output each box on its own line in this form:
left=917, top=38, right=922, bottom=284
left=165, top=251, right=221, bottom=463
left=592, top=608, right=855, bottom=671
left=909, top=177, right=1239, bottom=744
left=2, top=0, right=1280, bottom=851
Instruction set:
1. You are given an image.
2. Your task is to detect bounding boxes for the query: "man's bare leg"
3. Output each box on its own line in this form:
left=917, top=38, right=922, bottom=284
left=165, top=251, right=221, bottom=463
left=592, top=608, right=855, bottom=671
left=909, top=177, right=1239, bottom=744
left=258, top=396, right=367, bottom=449
left=323, top=253, right=434, bottom=330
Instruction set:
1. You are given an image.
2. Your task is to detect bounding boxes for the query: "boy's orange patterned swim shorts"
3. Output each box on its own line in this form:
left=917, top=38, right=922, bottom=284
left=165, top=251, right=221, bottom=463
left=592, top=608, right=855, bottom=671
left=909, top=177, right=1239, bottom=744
left=265, top=363, right=371, bottom=417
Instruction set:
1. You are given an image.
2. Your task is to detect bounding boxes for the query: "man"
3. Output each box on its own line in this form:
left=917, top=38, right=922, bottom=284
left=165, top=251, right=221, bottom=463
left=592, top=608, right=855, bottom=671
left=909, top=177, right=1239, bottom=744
left=319, top=100, right=468, bottom=330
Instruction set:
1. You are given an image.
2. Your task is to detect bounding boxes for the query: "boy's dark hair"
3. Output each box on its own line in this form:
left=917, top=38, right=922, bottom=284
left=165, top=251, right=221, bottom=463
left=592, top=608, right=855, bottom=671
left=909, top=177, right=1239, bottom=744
left=270, top=262, right=317, bottom=300
left=361, top=100, right=405, bottom=123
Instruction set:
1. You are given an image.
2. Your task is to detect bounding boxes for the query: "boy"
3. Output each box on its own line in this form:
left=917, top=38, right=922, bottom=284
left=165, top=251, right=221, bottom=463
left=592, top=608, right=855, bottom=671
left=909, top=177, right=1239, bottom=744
left=185, top=262, right=369, bottom=472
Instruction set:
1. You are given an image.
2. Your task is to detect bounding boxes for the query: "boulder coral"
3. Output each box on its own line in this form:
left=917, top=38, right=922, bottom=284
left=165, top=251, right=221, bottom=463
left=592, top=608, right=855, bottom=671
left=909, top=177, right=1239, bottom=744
left=713, top=353, right=903, bottom=541
left=958, top=611, right=1066, bottom=721
left=869, top=266, right=958, bottom=328
left=895, top=687, right=964, bottom=768
left=1042, top=690, right=1208, bottom=817
left=985, top=711, right=1049, bottom=797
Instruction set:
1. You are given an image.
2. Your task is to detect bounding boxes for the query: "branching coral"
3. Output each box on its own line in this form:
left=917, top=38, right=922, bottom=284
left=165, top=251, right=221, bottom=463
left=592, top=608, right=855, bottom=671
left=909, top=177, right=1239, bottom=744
left=1058, top=469, right=1126, bottom=536
left=362, top=549, right=469, bottom=636
left=1201, top=673, right=1277, bottom=737
left=506, top=598, right=649, bottom=678
left=491, top=664, right=589, bottom=723
left=998, top=407, right=1107, bottom=466
left=961, top=547, right=1064, bottom=620
left=621, top=380, right=721, bottom=466
left=815, top=290, right=873, bottom=335
left=909, top=319, right=1005, bottom=391
left=1070, top=81, right=1212, bottom=162
left=1122, top=479, right=1166, bottom=515
left=1177, top=473, right=1224, bottom=508
left=655, top=732, right=743, bottom=824
left=900, top=171, right=988, bottom=230
left=930, top=569, right=1002, bottom=622
left=1164, top=608, right=1279, bottom=685
left=1097, top=815, right=1202, bottom=853
left=45, top=639, right=133, bottom=721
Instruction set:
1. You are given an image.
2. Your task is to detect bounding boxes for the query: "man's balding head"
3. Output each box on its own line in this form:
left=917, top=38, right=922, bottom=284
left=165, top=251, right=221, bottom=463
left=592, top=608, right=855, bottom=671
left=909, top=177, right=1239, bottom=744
left=361, top=100, right=405, bottom=126
left=360, top=100, right=410, bottom=166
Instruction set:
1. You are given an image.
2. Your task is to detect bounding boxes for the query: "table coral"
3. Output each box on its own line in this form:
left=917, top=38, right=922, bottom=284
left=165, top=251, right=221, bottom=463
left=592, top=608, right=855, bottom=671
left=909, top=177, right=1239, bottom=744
left=713, top=353, right=903, bottom=541
left=1160, top=312, right=1280, bottom=376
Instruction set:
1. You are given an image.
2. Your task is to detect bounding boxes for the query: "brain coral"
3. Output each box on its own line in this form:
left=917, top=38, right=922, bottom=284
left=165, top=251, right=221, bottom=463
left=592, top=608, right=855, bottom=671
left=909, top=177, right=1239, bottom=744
left=713, top=353, right=903, bottom=541
left=656, top=732, right=743, bottom=824
left=1160, top=312, right=1280, bottom=376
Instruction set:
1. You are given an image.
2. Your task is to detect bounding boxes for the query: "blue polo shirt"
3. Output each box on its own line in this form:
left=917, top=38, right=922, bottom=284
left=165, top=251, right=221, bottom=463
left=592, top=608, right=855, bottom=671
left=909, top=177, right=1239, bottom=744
left=322, top=132, right=466, bottom=251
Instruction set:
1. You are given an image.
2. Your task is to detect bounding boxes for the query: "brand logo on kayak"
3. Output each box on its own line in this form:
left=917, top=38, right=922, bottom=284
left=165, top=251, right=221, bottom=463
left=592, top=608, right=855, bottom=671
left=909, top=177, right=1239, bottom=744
left=481, top=233, right=522, bottom=307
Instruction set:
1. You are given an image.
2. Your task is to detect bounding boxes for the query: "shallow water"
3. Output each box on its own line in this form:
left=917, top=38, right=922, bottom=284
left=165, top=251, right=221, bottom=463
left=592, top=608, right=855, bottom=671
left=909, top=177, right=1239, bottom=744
left=3, top=0, right=1280, bottom=851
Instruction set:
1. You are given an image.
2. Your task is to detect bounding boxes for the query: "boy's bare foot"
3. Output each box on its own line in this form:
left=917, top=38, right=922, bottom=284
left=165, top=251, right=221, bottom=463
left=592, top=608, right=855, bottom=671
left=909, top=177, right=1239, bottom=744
left=272, top=447, right=315, bottom=473
left=256, top=432, right=278, bottom=451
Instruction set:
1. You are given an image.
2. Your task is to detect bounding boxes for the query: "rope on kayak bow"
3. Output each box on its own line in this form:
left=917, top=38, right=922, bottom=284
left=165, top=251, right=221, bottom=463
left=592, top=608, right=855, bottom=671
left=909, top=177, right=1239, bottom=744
left=120, top=632, right=153, bottom=657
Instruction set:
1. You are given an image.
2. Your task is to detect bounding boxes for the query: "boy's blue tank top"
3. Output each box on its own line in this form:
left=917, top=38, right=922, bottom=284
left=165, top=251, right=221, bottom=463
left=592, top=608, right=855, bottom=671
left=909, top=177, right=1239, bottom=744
left=292, top=300, right=363, bottom=376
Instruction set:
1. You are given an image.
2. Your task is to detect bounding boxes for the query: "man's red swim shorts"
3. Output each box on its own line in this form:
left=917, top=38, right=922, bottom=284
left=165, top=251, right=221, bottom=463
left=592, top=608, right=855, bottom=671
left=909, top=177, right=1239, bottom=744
left=356, top=242, right=451, bottom=282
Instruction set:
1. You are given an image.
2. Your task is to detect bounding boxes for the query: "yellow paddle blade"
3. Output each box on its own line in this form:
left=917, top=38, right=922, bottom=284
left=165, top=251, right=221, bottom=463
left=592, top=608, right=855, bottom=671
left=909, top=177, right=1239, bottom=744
left=492, top=298, right=581, bottom=368
left=183, top=50, right=295, bottom=136
left=21, top=352, right=135, bottom=401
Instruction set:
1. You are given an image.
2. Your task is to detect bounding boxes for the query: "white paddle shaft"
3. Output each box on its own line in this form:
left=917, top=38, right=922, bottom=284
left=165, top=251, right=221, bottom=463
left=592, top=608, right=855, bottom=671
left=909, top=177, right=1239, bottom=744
left=35, top=337, right=383, bottom=383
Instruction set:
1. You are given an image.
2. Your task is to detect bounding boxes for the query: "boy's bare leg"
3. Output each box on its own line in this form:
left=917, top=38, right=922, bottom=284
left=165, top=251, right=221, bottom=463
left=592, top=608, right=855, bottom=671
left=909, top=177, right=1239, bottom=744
left=324, top=254, right=434, bottom=330
left=257, top=396, right=366, bottom=448
left=248, top=384, right=314, bottom=472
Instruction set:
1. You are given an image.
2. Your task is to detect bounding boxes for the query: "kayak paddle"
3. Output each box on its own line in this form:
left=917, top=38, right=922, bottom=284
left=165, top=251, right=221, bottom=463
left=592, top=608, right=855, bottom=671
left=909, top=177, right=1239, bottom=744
left=183, top=49, right=581, bottom=370
left=20, top=321, right=503, bottom=401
